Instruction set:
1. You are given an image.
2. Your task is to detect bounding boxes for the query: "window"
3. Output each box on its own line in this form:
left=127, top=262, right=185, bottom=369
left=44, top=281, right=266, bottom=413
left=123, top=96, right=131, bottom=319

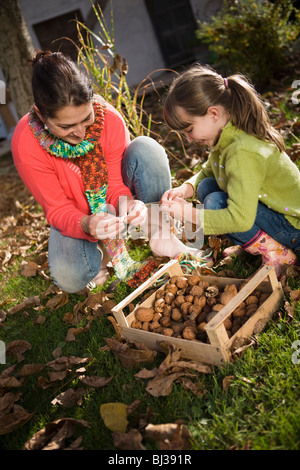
left=145, top=0, right=197, bottom=67
left=33, top=10, right=84, bottom=62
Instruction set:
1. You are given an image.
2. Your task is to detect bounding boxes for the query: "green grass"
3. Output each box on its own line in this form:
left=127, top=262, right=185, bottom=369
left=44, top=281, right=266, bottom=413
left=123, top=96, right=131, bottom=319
left=1, top=243, right=300, bottom=450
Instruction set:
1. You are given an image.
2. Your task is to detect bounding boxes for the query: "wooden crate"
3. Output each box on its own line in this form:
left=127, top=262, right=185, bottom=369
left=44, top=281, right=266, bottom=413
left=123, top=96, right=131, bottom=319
left=112, top=260, right=283, bottom=366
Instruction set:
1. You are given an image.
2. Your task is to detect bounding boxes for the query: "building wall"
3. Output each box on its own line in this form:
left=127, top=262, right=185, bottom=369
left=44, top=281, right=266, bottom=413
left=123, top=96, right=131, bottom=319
left=18, top=0, right=222, bottom=86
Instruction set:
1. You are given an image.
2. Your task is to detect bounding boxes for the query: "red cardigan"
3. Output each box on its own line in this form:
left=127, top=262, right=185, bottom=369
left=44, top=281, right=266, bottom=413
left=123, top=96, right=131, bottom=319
left=12, top=101, right=133, bottom=241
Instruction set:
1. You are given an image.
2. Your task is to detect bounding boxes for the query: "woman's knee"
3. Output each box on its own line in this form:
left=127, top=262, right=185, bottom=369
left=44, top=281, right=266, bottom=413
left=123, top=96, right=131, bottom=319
left=48, top=229, right=102, bottom=293
left=122, top=136, right=171, bottom=203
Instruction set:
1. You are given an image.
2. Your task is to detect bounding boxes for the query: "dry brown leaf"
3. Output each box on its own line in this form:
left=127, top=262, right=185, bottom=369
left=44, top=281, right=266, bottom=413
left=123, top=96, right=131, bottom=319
left=222, top=375, right=235, bottom=391
left=0, top=376, right=22, bottom=388
left=112, top=428, right=146, bottom=450
left=65, top=324, right=91, bottom=342
left=0, top=405, right=32, bottom=436
left=7, top=297, right=40, bottom=315
left=145, top=372, right=186, bottom=397
left=34, top=315, right=46, bottom=325
left=23, top=417, right=90, bottom=450
left=51, top=388, right=87, bottom=408
left=45, top=291, right=69, bottom=310
left=104, top=337, right=156, bottom=369
left=17, top=364, right=44, bottom=377
left=48, top=370, right=68, bottom=382
left=177, top=377, right=206, bottom=396
left=145, top=422, right=192, bottom=450
left=0, top=391, right=22, bottom=415
left=6, top=340, right=31, bottom=362
left=134, top=368, right=158, bottom=380
left=20, top=260, right=38, bottom=277
left=78, top=375, right=113, bottom=388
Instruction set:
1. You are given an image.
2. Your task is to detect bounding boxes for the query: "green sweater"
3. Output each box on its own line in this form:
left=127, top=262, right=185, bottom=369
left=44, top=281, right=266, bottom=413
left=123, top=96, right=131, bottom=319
left=187, top=122, right=300, bottom=235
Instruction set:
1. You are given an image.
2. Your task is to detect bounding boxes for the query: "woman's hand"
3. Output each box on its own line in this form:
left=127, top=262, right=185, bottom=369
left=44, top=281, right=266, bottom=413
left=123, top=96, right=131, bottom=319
left=119, top=197, right=148, bottom=227
left=81, top=213, right=125, bottom=240
left=160, top=182, right=194, bottom=205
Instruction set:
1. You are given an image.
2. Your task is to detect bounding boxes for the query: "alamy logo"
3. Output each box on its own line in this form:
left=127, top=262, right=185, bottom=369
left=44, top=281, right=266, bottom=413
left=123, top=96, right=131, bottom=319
left=0, top=340, right=5, bottom=364
left=0, top=80, right=5, bottom=104
left=291, top=339, right=300, bottom=365
left=291, top=80, right=300, bottom=105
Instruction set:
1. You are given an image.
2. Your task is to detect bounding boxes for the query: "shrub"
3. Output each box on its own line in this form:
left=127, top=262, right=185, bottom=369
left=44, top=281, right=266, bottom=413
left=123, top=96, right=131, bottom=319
left=196, top=0, right=300, bottom=89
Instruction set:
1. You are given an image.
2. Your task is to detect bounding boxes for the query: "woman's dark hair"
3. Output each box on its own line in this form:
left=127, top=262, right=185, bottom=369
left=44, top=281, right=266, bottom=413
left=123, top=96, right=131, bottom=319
left=30, top=50, right=94, bottom=118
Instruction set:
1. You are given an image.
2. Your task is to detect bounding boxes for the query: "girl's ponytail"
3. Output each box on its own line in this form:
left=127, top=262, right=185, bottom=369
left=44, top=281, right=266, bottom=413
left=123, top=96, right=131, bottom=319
left=226, top=74, right=285, bottom=152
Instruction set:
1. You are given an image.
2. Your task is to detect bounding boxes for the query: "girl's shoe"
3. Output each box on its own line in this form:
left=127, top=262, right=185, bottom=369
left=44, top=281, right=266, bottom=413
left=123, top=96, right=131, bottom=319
left=242, top=230, right=297, bottom=278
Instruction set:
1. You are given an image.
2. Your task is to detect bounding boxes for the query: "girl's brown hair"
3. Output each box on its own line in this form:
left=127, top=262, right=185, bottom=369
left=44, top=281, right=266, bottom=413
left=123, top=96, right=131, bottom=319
left=163, top=64, right=285, bottom=152
left=30, top=50, right=94, bottom=118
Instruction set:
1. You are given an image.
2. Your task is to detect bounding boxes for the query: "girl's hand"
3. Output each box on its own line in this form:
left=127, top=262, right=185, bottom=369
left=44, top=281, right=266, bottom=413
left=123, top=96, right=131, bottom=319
left=160, top=183, right=194, bottom=205
left=81, top=213, right=125, bottom=240
left=160, top=198, right=195, bottom=224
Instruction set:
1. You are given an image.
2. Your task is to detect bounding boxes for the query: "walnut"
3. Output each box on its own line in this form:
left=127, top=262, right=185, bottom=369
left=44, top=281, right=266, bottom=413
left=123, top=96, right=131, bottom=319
left=174, top=294, right=185, bottom=307
left=223, top=317, right=232, bottom=330
left=171, top=308, right=182, bottom=322
left=160, top=316, right=172, bottom=328
left=155, top=290, right=165, bottom=300
left=163, top=328, right=174, bottom=337
left=154, top=298, right=165, bottom=312
left=131, top=319, right=142, bottom=329
left=245, top=295, right=259, bottom=305
left=189, top=285, right=204, bottom=297
left=142, top=321, right=150, bottom=331
left=176, top=276, right=189, bottom=289
left=187, top=274, right=201, bottom=286
left=135, top=307, right=154, bottom=322
left=197, top=321, right=207, bottom=332
left=182, top=326, right=197, bottom=340
left=149, top=320, right=161, bottom=331
left=165, top=284, right=178, bottom=295
left=164, top=292, right=175, bottom=305
left=180, top=301, right=192, bottom=315
left=205, top=285, right=219, bottom=298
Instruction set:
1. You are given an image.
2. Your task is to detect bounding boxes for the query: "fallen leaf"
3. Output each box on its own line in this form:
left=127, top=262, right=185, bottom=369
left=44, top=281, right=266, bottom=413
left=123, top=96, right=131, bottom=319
left=20, top=260, right=38, bottom=277
left=18, top=364, right=44, bottom=377
left=7, top=297, right=40, bottom=315
left=23, top=418, right=90, bottom=450
left=145, top=421, right=192, bottom=450
left=104, top=338, right=156, bottom=369
left=78, top=375, right=113, bottom=388
left=45, top=291, right=69, bottom=310
left=0, top=405, right=32, bottom=436
left=6, top=340, right=32, bottom=362
left=112, top=429, right=146, bottom=450
left=222, top=375, right=235, bottom=391
left=51, top=388, right=87, bottom=408
left=177, top=377, right=206, bottom=396
left=145, top=372, right=185, bottom=397
left=100, top=402, right=129, bottom=432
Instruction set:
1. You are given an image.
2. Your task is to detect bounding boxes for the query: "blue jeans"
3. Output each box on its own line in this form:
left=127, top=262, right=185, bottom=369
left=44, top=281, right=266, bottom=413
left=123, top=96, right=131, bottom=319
left=48, top=136, right=171, bottom=292
left=197, top=177, right=300, bottom=250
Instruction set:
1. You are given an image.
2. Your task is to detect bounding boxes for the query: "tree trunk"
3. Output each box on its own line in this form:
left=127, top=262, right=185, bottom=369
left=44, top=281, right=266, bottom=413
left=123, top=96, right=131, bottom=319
left=0, top=0, right=35, bottom=119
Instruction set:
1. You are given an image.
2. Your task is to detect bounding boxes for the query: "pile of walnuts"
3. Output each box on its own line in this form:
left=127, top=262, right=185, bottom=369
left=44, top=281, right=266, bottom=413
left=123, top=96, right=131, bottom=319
left=131, top=274, right=269, bottom=343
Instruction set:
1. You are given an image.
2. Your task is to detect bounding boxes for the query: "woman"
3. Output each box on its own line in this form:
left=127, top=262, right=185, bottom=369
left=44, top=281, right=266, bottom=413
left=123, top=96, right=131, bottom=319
left=12, top=51, right=197, bottom=292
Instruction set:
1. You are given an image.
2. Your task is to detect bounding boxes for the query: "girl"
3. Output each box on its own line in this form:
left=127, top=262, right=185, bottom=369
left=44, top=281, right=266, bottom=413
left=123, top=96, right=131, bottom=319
left=161, top=64, right=300, bottom=277
left=12, top=51, right=198, bottom=293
